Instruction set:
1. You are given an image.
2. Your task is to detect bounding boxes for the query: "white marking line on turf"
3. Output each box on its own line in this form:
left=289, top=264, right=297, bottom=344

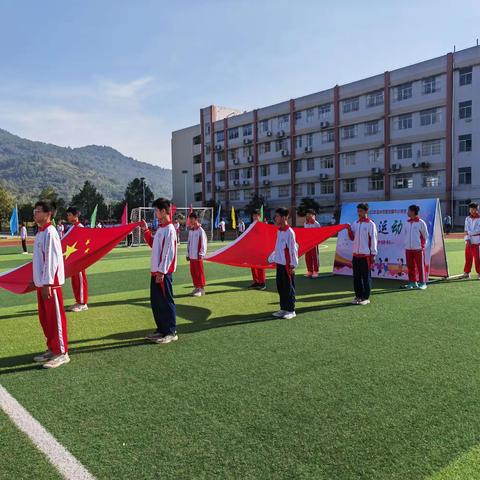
left=0, top=384, right=96, bottom=480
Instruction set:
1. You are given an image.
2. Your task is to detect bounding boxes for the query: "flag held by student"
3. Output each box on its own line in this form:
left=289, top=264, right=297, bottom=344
left=9, top=204, right=19, bottom=236
left=231, top=206, right=236, bottom=230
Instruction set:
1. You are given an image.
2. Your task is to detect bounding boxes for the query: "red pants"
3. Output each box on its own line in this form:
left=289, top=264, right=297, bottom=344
left=37, top=287, right=68, bottom=355
left=406, top=249, right=426, bottom=283
left=464, top=243, right=480, bottom=274
left=71, top=270, right=88, bottom=304
left=305, top=248, right=319, bottom=274
left=251, top=268, right=266, bottom=284
left=190, top=259, right=205, bottom=288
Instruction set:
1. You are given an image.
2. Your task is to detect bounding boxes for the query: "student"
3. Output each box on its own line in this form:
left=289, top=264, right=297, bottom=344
left=462, top=202, right=480, bottom=279
left=57, top=220, right=65, bottom=238
left=443, top=215, right=452, bottom=235
left=304, top=209, right=321, bottom=278
left=32, top=200, right=70, bottom=369
left=187, top=211, right=208, bottom=297
left=402, top=204, right=429, bottom=289
left=237, top=219, right=246, bottom=236
left=347, top=203, right=378, bottom=305
left=173, top=217, right=181, bottom=244
left=249, top=209, right=266, bottom=290
left=268, top=207, right=298, bottom=320
left=218, top=218, right=226, bottom=242
left=20, top=222, right=28, bottom=254
left=141, top=198, right=178, bottom=344
left=65, top=207, right=89, bottom=312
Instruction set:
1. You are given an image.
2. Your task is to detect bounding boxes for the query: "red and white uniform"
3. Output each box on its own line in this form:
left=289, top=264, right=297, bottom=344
left=187, top=225, right=208, bottom=288
left=173, top=221, right=180, bottom=242
left=404, top=217, right=429, bottom=282
left=348, top=218, right=378, bottom=260
left=69, top=221, right=88, bottom=304
left=145, top=223, right=177, bottom=274
left=268, top=225, right=299, bottom=267
left=464, top=213, right=480, bottom=274
left=33, top=223, right=68, bottom=355
left=57, top=224, right=65, bottom=238
left=304, top=219, right=320, bottom=274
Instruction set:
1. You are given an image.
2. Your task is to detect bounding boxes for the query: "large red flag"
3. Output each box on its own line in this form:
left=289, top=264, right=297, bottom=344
left=0, top=222, right=140, bottom=294
left=205, top=221, right=347, bottom=269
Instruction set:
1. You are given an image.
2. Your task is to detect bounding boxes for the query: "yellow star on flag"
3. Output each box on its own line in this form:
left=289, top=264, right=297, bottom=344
left=85, top=248, right=90, bottom=254
left=86, top=239, right=91, bottom=245
left=63, top=242, right=78, bottom=260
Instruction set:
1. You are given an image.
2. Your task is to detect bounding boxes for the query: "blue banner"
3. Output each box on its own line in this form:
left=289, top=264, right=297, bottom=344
left=9, top=204, right=18, bottom=236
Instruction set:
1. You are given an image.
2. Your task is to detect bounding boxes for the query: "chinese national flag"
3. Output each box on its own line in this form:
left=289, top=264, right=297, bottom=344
left=0, top=222, right=141, bottom=295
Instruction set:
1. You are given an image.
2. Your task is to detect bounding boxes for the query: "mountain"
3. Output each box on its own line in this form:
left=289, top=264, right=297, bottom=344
left=0, top=128, right=171, bottom=202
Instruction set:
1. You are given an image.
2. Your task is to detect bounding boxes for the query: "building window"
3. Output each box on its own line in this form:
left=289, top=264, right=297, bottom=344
left=229, top=149, right=238, bottom=160
left=295, top=160, right=303, bottom=172
left=396, top=144, right=412, bottom=160
left=320, top=155, right=334, bottom=169
left=307, top=183, right=315, bottom=196
left=217, top=171, right=225, bottom=182
left=342, top=97, right=360, bottom=113
left=261, top=187, right=271, bottom=199
left=459, top=167, right=472, bottom=184
left=278, top=162, right=290, bottom=175
left=295, top=184, right=303, bottom=197
left=306, top=133, right=313, bottom=147
left=393, top=174, right=413, bottom=189
left=229, top=190, right=240, bottom=201
left=318, top=104, right=331, bottom=118
left=423, top=172, right=440, bottom=187
left=216, top=131, right=224, bottom=142
left=260, top=119, right=270, bottom=132
left=193, top=154, right=201, bottom=164
left=259, top=142, right=271, bottom=154
left=459, top=134, right=472, bottom=152
left=243, top=167, right=253, bottom=179
left=421, top=139, right=441, bottom=156
left=229, top=170, right=239, bottom=181
left=322, top=130, right=335, bottom=143
left=194, top=173, right=202, bottom=183
left=369, top=177, right=384, bottom=191
left=295, top=111, right=302, bottom=122
left=205, top=144, right=211, bottom=155
left=278, top=114, right=289, bottom=129
left=194, top=192, right=202, bottom=202
left=342, top=125, right=357, bottom=139
left=459, top=100, right=472, bottom=119
left=341, top=152, right=356, bottom=167
left=228, top=127, right=239, bottom=140
left=368, top=149, right=384, bottom=165
left=343, top=178, right=356, bottom=193
left=398, top=113, right=413, bottom=130
left=295, top=135, right=303, bottom=149
left=420, top=108, right=439, bottom=126
left=216, top=151, right=225, bottom=163
left=193, top=135, right=201, bottom=145
left=459, top=67, right=472, bottom=86
left=275, top=139, right=287, bottom=152
left=260, top=165, right=270, bottom=177
left=422, top=76, right=438, bottom=94
left=396, top=82, right=412, bottom=101
left=242, top=124, right=253, bottom=136
left=278, top=185, right=290, bottom=198
left=366, top=90, right=384, bottom=107
left=459, top=200, right=470, bottom=217
left=206, top=162, right=211, bottom=174
left=205, top=123, right=211, bottom=135
left=206, top=181, right=212, bottom=193
left=365, top=120, right=379, bottom=136
left=243, top=146, right=252, bottom=157
left=307, top=158, right=315, bottom=171
left=306, top=108, right=315, bottom=122
left=320, top=181, right=334, bottom=194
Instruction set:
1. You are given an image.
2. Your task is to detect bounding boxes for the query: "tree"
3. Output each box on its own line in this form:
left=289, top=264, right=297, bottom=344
left=0, top=185, right=14, bottom=229
left=71, top=181, right=108, bottom=222
left=297, top=197, right=321, bottom=217
left=111, top=201, right=127, bottom=223
left=18, top=202, right=34, bottom=223
left=38, top=186, right=66, bottom=219
left=124, top=178, right=154, bottom=210
left=244, top=194, right=266, bottom=218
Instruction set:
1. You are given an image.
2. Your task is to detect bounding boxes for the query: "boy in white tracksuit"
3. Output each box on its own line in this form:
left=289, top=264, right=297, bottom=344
left=304, top=209, right=321, bottom=278
left=347, top=203, right=378, bottom=305
left=187, top=211, right=208, bottom=297
left=402, top=204, right=429, bottom=289
left=462, top=202, right=480, bottom=279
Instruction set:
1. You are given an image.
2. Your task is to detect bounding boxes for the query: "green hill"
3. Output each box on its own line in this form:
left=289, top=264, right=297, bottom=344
left=0, top=128, right=171, bottom=202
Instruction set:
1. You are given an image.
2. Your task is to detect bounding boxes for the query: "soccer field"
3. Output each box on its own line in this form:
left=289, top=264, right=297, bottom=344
left=1, top=238, right=480, bottom=480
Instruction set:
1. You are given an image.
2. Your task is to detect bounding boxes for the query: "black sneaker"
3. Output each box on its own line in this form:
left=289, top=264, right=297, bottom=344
left=248, top=282, right=259, bottom=289
left=256, top=284, right=266, bottom=291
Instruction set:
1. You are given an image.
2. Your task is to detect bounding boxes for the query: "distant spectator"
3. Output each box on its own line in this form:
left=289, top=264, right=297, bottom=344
left=20, top=222, right=28, bottom=254
left=218, top=218, right=226, bottom=242
left=57, top=220, right=65, bottom=238
left=443, top=215, right=452, bottom=234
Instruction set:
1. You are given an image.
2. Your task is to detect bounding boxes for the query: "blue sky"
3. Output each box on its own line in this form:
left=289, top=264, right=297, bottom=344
left=0, top=0, right=479, bottom=168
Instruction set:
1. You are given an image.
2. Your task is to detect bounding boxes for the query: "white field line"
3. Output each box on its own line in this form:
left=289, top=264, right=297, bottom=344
left=0, top=384, right=95, bottom=480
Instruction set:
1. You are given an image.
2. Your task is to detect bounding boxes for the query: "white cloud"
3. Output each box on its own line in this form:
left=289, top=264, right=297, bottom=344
left=100, top=76, right=155, bottom=99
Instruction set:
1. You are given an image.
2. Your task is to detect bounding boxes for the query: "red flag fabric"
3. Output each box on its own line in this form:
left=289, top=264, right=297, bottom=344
left=121, top=203, right=128, bottom=225
left=0, top=222, right=141, bottom=295
left=185, top=204, right=193, bottom=227
left=171, top=203, right=177, bottom=219
left=205, top=221, right=347, bottom=269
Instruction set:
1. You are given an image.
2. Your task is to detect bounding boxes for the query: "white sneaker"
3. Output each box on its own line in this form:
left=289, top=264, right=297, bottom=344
left=272, top=310, right=286, bottom=318
left=359, top=299, right=371, bottom=305
left=312, top=273, right=319, bottom=278
left=33, top=350, right=54, bottom=362
left=461, top=273, right=471, bottom=279
left=67, top=303, right=79, bottom=312
left=200, top=288, right=206, bottom=296
left=155, top=334, right=178, bottom=344
left=71, top=304, right=88, bottom=312
left=43, top=353, right=70, bottom=369
left=22, top=251, right=29, bottom=255
left=192, top=289, right=202, bottom=297
left=282, top=311, right=296, bottom=319
left=145, top=331, right=163, bottom=341
left=351, top=298, right=360, bottom=305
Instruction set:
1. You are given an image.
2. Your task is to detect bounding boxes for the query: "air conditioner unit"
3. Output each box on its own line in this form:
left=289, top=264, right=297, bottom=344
left=319, top=173, right=329, bottom=180
left=266, top=130, right=273, bottom=137
left=215, top=186, right=221, bottom=191
left=371, top=167, right=382, bottom=174
left=247, top=155, right=254, bottom=163
left=281, top=149, right=290, bottom=157
left=233, top=180, right=240, bottom=186
left=243, top=138, right=252, bottom=145
left=277, top=130, right=285, bottom=138
left=263, top=180, right=271, bottom=186
left=233, top=159, right=240, bottom=165
left=320, top=121, right=330, bottom=129
left=215, top=145, right=223, bottom=151
left=412, top=162, right=420, bottom=168
left=421, top=162, right=430, bottom=169
left=391, top=163, right=402, bottom=171
left=304, top=146, right=313, bottom=153
left=242, top=180, right=250, bottom=186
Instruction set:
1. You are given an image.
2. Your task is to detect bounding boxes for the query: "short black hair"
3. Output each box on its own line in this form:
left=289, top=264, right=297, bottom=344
left=408, top=204, right=420, bottom=215
left=252, top=209, right=261, bottom=216
left=357, top=203, right=369, bottom=212
left=189, top=211, right=198, bottom=219
left=35, top=200, right=56, bottom=214
left=66, top=206, right=80, bottom=216
left=306, top=208, right=316, bottom=215
left=469, top=202, right=479, bottom=209
left=275, top=207, right=289, bottom=218
left=152, top=198, right=171, bottom=213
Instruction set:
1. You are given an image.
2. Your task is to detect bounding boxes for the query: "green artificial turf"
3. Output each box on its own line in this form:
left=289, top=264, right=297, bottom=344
left=1, top=239, right=480, bottom=479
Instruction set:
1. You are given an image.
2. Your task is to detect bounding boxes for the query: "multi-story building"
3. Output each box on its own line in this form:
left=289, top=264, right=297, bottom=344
left=172, top=45, right=480, bottom=225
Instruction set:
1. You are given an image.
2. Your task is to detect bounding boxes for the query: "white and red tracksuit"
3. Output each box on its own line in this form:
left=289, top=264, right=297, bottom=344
left=404, top=217, right=429, bottom=282
left=464, top=213, right=480, bottom=274
left=33, top=223, right=68, bottom=355
left=250, top=220, right=266, bottom=284
left=304, top=219, right=320, bottom=274
left=187, top=225, right=208, bottom=288
left=69, top=221, right=88, bottom=304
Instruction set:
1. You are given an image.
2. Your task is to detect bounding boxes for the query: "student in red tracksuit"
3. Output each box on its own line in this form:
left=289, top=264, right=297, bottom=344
left=141, top=198, right=178, bottom=344
left=187, top=211, right=208, bottom=297
left=401, top=204, right=429, bottom=290
left=304, top=209, right=321, bottom=278
left=462, top=202, right=480, bottom=279
left=32, top=200, right=70, bottom=369
left=248, top=209, right=267, bottom=290
left=65, top=206, right=88, bottom=312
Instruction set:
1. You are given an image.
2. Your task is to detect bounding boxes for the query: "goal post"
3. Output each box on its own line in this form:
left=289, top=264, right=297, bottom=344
left=129, top=207, right=214, bottom=246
